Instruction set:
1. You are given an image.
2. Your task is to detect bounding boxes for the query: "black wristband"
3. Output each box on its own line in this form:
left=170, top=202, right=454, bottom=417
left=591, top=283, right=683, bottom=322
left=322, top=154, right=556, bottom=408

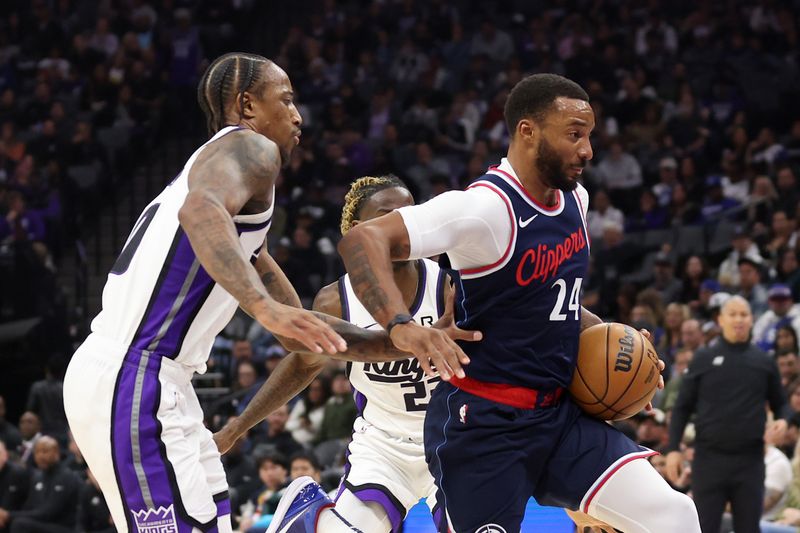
left=386, top=313, right=414, bottom=335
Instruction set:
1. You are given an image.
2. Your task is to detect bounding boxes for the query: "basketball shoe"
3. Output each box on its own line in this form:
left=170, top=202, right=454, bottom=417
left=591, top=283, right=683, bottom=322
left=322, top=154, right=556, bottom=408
left=266, top=476, right=362, bottom=533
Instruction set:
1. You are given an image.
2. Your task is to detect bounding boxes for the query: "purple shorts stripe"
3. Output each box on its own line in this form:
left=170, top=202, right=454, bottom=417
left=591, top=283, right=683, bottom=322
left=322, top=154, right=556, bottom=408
left=111, top=348, right=217, bottom=533
left=215, top=497, right=231, bottom=517
left=348, top=485, right=405, bottom=533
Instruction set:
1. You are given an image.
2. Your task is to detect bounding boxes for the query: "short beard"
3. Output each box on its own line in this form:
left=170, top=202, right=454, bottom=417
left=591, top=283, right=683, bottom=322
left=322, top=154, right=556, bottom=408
left=536, top=137, right=578, bottom=191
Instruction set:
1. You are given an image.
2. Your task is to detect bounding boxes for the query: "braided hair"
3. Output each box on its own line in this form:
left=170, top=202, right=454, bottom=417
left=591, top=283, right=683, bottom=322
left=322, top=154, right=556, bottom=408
left=340, top=175, right=409, bottom=235
left=197, top=52, right=271, bottom=136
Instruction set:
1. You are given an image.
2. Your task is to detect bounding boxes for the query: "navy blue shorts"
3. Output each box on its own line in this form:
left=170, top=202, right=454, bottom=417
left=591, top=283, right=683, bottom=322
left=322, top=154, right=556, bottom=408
left=423, top=381, right=650, bottom=533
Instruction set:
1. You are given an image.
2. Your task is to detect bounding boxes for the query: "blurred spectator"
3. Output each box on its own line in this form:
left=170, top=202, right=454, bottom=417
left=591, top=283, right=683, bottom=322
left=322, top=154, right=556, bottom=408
left=586, top=188, right=624, bottom=242
left=680, top=318, right=706, bottom=352
left=775, top=167, right=799, bottom=217
left=315, top=372, right=357, bottom=445
left=662, top=348, right=694, bottom=412
left=16, top=412, right=41, bottom=467
left=220, top=425, right=260, bottom=524
left=718, top=225, right=763, bottom=290
left=0, top=400, right=20, bottom=454
left=239, top=453, right=289, bottom=533
left=652, top=252, right=682, bottom=304
left=753, top=285, right=800, bottom=353
left=775, top=248, right=800, bottom=300
left=75, top=469, right=113, bottom=533
left=776, top=326, right=800, bottom=355
left=776, top=351, right=800, bottom=391
left=627, top=188, right=668, bottom=231
left=659, top=303, right=691, bottom=364
left=679, top=255, right=708, bottom=307
left=254, top=405, right=302, bottom=461
left=652, top=156, right=679, bottom=207
left=701, top=175, right=740, bottom=221
left=25, top=361, right=68, bottom=442
left=1, top=436, right=80, bottom=533
left=0, top=192, right=46, bottom=244
left=0, top=439, right=28, bottom=531
left=636, top=408, right=669, bottom=450
left=286, top=377, right=330, bottom=447
left=764, top=210, right=798, bottom=260
left=233, top=360, right=264, bottom=417
left=738, top=256, right=769, bottom=316
left=762, top=435, right=793, bottom=522
left=594, top=139, right=643, bottom=210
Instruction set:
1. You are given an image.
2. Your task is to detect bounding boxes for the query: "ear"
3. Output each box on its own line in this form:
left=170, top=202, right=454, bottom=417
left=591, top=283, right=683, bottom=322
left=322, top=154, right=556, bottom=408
left=237, top=91, right=256, bottom=120
left=517, top=118, right=539, bottom=144
left=350, top=219, right=361, bottom=228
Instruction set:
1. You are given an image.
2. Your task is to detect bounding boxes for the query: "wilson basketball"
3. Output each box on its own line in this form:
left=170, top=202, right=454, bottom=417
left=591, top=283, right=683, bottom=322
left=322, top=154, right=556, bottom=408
left=569, top=323, right=661, bottom=421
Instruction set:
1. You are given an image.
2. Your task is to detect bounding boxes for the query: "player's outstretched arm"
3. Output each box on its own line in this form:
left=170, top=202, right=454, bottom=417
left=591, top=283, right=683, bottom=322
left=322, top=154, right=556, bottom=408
left=256, top=254, right=479, bottom=361
left=338, top=211, right=473, bottom=381
left=213, top=350, right=325, bottom=454
left=179, top=130, right=345, bottom=355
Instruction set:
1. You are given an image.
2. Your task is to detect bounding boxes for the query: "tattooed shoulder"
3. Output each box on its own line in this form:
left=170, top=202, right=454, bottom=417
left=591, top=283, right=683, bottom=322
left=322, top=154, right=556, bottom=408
left=228, top=130, right=281, bottom=196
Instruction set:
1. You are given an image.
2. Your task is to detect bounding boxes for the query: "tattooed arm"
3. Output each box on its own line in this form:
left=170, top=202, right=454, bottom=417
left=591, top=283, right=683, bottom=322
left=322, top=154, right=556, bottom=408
left=179, top=130, right=344, bottom=354
left=213, top=283, right=336, bottom=454
left=254, top=251, right=412, bottom=361
left=338, top=211, right=472, bottom=381
left=215, top=278, right=387, bottom=454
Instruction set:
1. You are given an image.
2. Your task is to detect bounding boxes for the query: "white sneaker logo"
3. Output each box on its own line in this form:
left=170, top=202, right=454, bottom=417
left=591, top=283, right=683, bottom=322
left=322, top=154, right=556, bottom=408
left=477, top=525, right=507, bottom=533
left=518, top=214, right=538, bottom=228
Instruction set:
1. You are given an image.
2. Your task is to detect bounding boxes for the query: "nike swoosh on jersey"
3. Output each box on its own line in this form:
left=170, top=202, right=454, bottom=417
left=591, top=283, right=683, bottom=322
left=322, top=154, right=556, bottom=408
left=518, top=214, right=538, bottom=227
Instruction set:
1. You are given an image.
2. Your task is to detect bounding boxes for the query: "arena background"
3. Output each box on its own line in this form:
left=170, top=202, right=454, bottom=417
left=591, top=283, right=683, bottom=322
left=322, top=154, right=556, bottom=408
left=1, top=0, right=799, bottom=531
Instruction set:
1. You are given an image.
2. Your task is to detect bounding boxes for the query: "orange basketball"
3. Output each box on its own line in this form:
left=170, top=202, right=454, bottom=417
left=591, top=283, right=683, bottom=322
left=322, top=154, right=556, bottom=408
left=569, top=323, right=661, bottom=421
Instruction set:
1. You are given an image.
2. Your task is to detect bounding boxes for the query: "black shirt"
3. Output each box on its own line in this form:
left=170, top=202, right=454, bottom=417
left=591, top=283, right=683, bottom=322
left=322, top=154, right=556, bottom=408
left=669, top=337, right=784, bottom=455
left=10, top=462, right=81, bottom=528
left=0, top=462, right=29, bottom=511
left=76, top=481, right=114, bottom=533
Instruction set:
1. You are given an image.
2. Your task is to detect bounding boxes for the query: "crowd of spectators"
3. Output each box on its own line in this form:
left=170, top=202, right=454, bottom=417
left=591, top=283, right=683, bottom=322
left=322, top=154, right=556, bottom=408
left=2, top=0, right=800, bottom=531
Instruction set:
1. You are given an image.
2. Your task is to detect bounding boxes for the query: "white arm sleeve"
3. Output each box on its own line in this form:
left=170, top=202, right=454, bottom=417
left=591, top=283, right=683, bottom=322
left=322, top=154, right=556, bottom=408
left=396, top=187, right=513, bottom=271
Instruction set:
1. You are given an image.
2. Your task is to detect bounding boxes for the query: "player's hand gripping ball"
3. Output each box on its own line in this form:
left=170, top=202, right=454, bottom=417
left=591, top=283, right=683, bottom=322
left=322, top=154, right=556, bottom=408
left=569, top=323, right=661, bottom=421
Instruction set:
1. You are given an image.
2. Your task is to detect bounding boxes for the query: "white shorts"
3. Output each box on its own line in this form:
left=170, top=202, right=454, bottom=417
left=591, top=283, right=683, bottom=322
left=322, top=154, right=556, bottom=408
left=335, top=417, right=445, bottom=532
left=63, top=334, right=231, bottom=532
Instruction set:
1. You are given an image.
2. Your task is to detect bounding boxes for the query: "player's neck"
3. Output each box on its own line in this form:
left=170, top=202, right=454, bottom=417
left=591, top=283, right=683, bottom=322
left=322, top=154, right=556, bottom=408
left=393, top=260, right=420, bottom=309
left=506, top=150, right=557, bottom=207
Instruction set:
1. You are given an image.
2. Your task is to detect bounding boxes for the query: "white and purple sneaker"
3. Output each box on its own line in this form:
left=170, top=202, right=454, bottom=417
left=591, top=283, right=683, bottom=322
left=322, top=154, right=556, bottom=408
left=266, top=476, right=362, bottom=533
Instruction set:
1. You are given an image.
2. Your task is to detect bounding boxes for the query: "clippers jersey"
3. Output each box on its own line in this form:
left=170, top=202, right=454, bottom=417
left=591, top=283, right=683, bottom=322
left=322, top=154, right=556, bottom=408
left=90, top=126, right=273, bottom=372
left=451, top=167, right=590, bottom=390
left=341, top=258, right=447, bottom=441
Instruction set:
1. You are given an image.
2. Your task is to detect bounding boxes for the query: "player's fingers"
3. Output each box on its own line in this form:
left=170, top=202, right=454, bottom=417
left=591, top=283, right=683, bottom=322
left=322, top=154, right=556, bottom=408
left=657, top=359, right=666, bottom=372
left=437, top=337, right=465, bottom=379
left=303, top=316, right=346, bottom=353
left=446, top=325, right=482, bottom=346
left=415, top=353, right=434, bottom=378
left=657, top=375, right=665, bottom=390
left=638, top=328, right=651, bottom=340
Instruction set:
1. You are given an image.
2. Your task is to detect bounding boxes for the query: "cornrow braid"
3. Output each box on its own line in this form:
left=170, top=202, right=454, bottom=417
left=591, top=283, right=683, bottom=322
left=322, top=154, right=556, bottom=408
left=197, top=52, right=271, bottom=136
left=340, top=175, right=408, bottom=235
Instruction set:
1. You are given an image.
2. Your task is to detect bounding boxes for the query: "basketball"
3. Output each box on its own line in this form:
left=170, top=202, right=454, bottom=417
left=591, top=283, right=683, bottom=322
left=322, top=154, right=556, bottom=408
left=569, top=323, right=661, bottom=421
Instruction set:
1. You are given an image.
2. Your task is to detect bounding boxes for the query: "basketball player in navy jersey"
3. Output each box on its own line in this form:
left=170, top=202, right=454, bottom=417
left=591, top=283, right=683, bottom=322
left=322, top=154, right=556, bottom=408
left=217, top=175, right=473, bottom=533
left=334, top=74, right=701, bottom=532
left=63, top=53, right=467, bottom=533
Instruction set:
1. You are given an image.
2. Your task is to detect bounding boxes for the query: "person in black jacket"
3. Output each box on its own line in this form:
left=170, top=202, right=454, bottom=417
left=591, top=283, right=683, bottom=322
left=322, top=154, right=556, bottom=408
left=0, top=436, right=80, bottom=533
left=666, top=295, right=785, bottom=533
left=76, top=469, right=114, bottom=533
left=0, top=440, right=28, bottom=533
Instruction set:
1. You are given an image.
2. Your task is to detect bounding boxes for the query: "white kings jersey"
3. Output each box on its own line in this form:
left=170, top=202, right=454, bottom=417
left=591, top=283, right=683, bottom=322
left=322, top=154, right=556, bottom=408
left=341, top=258, right=447, bottom=441
left=90, top=126, right=273, bottom=372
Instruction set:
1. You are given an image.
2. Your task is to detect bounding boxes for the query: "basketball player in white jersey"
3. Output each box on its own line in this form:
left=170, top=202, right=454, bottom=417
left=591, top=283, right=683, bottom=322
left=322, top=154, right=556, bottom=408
left=62, top=53, right=470, bottom=533
left=214, top=175, right=472, bottom=533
